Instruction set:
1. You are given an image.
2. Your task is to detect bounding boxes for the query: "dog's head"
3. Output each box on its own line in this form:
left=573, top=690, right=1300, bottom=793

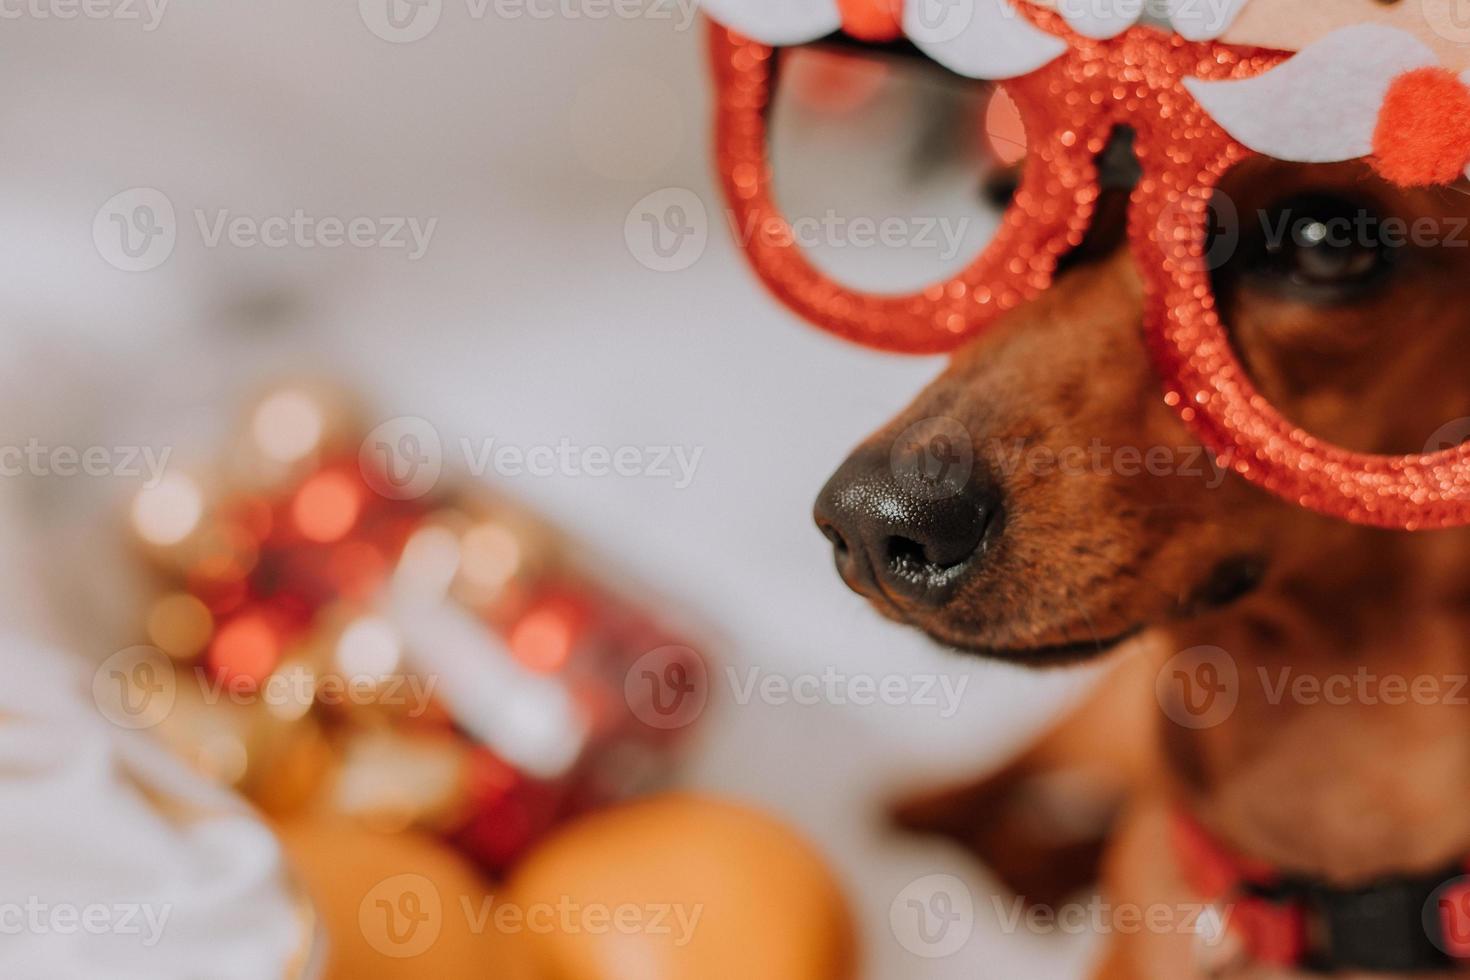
left=814, top=155, right=1470, bottom=662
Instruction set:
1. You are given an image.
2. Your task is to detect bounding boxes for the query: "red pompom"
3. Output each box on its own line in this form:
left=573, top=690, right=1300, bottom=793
left=837, top=0, right=902, bottom=41
left=1372, top=67, right=1470, bottom=187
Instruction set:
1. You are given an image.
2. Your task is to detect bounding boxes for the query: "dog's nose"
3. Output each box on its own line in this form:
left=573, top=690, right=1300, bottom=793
left=813, top=442, right=1000, bottom=606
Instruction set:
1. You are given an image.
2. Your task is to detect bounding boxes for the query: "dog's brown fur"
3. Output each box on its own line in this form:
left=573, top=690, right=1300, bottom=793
left=854, top=160, right=1470, bottom=977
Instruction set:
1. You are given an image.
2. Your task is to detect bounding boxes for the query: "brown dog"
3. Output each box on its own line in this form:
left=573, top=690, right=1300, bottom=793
left=813, top=153, right=1470, bottom=977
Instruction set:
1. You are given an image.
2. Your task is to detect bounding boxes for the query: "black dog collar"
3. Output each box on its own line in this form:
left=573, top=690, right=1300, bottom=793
left=1174, top=807, right=1470, bottom=973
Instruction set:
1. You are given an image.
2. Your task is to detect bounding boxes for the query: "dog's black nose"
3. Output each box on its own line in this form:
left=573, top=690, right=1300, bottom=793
left=813, top=436, right=1000, bottom=607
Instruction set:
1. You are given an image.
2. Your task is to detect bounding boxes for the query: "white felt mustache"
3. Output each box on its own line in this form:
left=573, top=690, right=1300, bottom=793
left=697, top=0, right=841, bottom=47
left=1162, top=0, right=1249, bottom=41
left=1032, top=0, right=1246, bottom=41
left=699, top=0, right=1067, bottom=79
left=1184, top=24, right=1438, bottom=164
left=704, top=3, right=1470, bottom=178
left=905, top=0, right=1068, bottom=79
left=699, top=0, right=1253, bottom=65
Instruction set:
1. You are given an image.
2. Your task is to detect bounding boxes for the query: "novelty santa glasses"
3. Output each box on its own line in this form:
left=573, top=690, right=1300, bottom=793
left=706, top=0, right=1470, bottom=529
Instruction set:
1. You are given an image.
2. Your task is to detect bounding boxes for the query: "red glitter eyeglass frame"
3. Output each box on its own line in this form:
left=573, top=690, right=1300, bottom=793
left=710, top=15, right=1470, bottom=531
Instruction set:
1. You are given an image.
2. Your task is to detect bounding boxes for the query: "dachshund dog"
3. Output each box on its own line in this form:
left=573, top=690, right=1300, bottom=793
left=814, top=148, right=1470, bottom=978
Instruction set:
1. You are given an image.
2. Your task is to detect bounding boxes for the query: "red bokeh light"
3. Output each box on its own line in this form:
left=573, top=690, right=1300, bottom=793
left=292, top=470, right=362, bottom=543
left=207, top=610, right=281, bottom=687
left=509, top=595, right=590, bottom=674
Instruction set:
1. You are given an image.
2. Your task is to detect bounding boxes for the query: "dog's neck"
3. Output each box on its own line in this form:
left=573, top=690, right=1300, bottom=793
left=1160, top=523, right=1470, bottom=886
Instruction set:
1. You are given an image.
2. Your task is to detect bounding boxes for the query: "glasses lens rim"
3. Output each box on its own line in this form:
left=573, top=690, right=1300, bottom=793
left=711, top=22, right=1094, bottom=354
left=1141, top=136, right=1470, bottom=529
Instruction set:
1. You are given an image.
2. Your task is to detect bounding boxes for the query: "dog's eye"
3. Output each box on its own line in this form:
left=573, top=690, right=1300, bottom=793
left=1245, top=193, right=1397, bottom=299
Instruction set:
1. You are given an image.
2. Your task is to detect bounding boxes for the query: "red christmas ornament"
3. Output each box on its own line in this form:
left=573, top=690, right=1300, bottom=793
left=132, top=386, right=708, bottom=877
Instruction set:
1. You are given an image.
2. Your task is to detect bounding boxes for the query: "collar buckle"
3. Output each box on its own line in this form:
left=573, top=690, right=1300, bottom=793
left=1292, top=875, right=1451, bottom=973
